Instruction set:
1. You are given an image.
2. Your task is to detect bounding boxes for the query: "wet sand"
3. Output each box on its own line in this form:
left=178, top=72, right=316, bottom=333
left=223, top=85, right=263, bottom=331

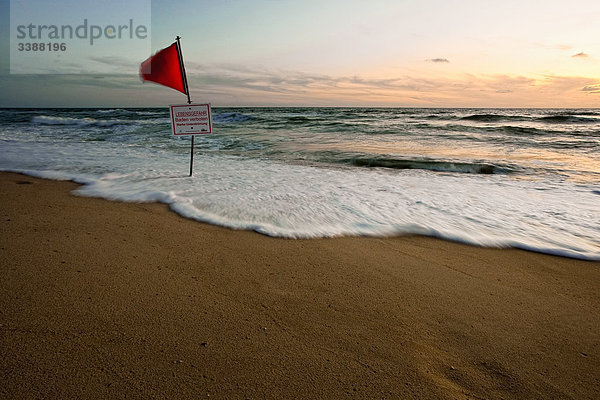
left=1, top=171, right=598, bottom=399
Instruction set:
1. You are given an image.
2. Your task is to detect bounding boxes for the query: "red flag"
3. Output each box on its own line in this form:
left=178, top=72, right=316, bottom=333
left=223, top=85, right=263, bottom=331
left=140, top=42, right=187, bottom=94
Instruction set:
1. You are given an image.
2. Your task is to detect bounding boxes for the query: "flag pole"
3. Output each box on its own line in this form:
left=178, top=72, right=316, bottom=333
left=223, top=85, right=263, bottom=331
left=175, top=36, right=194, bottom=176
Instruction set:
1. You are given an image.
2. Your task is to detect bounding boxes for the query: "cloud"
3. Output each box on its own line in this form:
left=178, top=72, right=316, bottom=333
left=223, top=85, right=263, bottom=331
left=535, top=43, right=573, bottom=51
left=184, top=63, right=456, bottom=99
left=2, top=62, right=600, bottom=107
left=582, top=85, right=600, bottom=94
left=571, top=52, right=589, bottom=58
left=426, top=58, right=450, bottom=63
left=554, top=44, right=573, bottom=51
left=89, top=56, right=139, bottom=69
left=176, top=65, right=600, bottom=106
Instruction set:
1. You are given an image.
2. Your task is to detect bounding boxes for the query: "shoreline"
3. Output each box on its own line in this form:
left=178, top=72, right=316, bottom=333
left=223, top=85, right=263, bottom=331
left=1, top=171, right=599, bottom=399
left=5, top=168, right=597, bottom=262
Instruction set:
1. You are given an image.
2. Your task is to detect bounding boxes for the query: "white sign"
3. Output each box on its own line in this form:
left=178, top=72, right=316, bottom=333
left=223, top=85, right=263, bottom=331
left=169, top=103, right=213, bottom=135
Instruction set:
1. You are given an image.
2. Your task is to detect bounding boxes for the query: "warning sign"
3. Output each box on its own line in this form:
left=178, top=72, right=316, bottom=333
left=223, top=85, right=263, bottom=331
left=169, top=103, right=213, bottom=135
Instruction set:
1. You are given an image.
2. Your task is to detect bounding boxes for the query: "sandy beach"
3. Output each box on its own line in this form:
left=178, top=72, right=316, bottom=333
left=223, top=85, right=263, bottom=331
left=0, top=171, right=598, bottom=399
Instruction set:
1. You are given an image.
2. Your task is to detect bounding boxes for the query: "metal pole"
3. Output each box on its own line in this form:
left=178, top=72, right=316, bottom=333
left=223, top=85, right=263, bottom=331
left=176, top=36, right=194, bottom=176
left=176, top=36, right=192, bottom=105
left=189, top=135, right=195, bottom=177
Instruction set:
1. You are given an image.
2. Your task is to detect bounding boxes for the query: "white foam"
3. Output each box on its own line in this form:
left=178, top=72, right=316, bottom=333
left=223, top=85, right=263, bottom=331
left=32, top=115, right=128, bottom=127
left=97, top=109, right=127, bottom=114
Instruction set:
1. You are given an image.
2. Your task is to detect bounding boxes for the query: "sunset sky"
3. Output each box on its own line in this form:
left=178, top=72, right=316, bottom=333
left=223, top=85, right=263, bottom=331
left=1, top=0, right=599, bottom=107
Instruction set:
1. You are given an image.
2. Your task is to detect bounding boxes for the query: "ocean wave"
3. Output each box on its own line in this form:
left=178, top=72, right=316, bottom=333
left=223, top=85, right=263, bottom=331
left=345, top=156, right=511, bottom=174
left=212, top=112, right=254, bottom=123
left=281, top=115, right=325, bottom=125
left=459, top=113, right=600, bottom=125
left=32, top=115, right=130, bottom=127
left=569, top=110, right=600, bottom=116
left=460, top=114, right=524, bottom=122
left=500, top=125, right=546, bottom=136
left=3, top=165, right=597, bottom=261
left=536, top=115, right=599, bottom=124
left=96, top=108, right=131, bottom=114
left=95, top=108, right=165, bottom=116
left=443, top=124, right=548, bottom=138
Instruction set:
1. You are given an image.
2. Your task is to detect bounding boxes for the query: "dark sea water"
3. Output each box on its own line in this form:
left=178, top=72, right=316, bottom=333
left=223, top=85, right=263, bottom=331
left=1, top=107, right=598, bottom=259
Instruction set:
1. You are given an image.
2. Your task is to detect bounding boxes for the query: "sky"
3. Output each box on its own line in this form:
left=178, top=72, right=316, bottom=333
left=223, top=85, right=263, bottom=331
left=1, top=0, right=599, bottom=107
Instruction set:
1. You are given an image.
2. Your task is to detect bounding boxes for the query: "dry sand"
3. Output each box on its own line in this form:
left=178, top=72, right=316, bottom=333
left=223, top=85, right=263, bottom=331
left=1, top=171, right=599, bottom=399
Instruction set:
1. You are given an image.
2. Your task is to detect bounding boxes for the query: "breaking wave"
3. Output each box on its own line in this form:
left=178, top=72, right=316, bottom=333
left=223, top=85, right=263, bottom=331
left=460, top=114, right=524, bottom=122
left=213, top=112, right=254, bottom=124
left=344, top=156, right=513, bottom=174
left=32, top=115, right=130, bottom=127
left=537, top=115, right=599, bottom=124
